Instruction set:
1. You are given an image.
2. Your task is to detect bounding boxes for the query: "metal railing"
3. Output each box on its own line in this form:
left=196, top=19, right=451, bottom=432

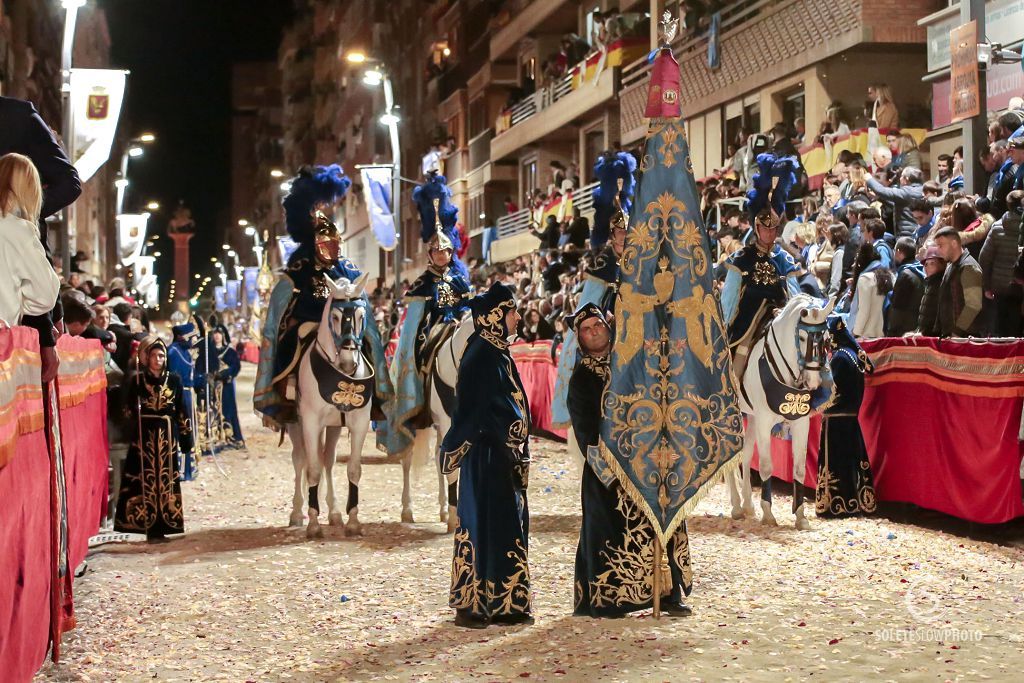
left=494, top=180, right=600, bottom=240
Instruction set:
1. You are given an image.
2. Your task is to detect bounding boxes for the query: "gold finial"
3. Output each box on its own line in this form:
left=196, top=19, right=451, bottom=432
left=660, top=10, right=678, bottom=45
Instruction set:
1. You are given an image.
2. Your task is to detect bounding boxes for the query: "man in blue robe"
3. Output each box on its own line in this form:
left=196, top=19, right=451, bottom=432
left=168, top=321, right=200, bottom=479
left=569, top=303, right=692, bottom=618
left=212, top=324, right=244, bottom=447
left=720, top=210, right=801, bottom=378
left=441, top=282, right=532, bottom=629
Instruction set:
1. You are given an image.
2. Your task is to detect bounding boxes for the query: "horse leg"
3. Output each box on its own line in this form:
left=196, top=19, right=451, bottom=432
left=400, top=430, right=415, bottom=524
left=730, top=419, right=754, bottom=519
left=436, top=415, right=458, bottom=533
left=345, top=408, right=370, bottom=536
left=302, top=418, right=325, bottom=539
left=324, top=426, right=343, bottom=526
left=790, top=417, right=812, bottom=530
left=288, top=423, right=305, bottom=527
left=756, top=420, right=778, bottom=526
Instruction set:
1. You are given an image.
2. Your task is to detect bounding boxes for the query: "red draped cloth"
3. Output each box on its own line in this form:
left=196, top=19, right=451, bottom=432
left=859, top=338, right=1024, bottom=524
left=0, top=329, right=109, bottom=681
left=510, top=340, right=566, bottom=440
left=750, top=338, right=1024, bottom=524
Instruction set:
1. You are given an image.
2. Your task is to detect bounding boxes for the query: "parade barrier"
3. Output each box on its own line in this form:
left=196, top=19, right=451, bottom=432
left=509, top=340, right=566, bottom=440
left=752, top=338, right=1024, bottom=524
left=0, top=327, right=108, bottom=682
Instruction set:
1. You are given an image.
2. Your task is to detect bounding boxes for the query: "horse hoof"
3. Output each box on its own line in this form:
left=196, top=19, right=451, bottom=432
left=730, top=507, right=745, bottom=520
left=306, top=521, right=323, bottom=539
left=743, top=505, right=756, bottom=517
left=760, top=513, right=778, bottom=527
left=288, top=512, right=304, bottom=528
left=447, top=518, right=458, bottom=534
left=795, top=517, right=812, bottom=531
left=401, top=510, right=415, bottom=524
left=328, top=512, right=343, bottom=526
left=440, top=510, right=449, bottom=524
left=345, top=524, right=363, bottom=537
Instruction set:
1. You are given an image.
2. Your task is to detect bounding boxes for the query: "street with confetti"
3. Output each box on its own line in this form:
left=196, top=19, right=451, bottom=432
left=35, top=367, right=1024, bottom=682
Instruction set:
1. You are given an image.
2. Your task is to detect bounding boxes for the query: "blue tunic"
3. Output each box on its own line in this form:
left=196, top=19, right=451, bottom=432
left=216, top=344, right=244, bottom=445
left=720, top=244, right=801, bottom=347
left=167, top=340, right=198, bottom=480
left=441, top=332, right=531, bottom=619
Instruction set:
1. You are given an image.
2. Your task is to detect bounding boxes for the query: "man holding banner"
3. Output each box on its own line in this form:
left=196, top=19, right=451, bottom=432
left=587, top=13, right=744, bottom=618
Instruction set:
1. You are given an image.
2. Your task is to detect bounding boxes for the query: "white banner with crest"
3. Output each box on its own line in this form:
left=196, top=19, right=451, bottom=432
left=70, top=68, right=128, bottom=183
left=117, top=212, right=149, bottom=267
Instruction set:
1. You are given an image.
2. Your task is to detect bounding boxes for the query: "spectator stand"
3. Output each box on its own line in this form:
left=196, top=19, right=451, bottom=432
left=799, top=127, right=928, bottom=190
left=491, top=180, right=598, bottom=264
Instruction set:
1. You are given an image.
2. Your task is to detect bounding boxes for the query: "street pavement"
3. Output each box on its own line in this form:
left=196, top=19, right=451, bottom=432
left=37, top=365, right=1024, bottom=681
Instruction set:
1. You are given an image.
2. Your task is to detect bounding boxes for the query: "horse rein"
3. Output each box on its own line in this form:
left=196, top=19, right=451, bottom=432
left=764, top=319, right=826, bottom=389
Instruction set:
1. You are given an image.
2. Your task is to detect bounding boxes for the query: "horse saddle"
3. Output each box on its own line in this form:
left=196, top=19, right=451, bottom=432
left=756, top=353, right=812, bottom=421
left=309, top=343, right=375, bottom=413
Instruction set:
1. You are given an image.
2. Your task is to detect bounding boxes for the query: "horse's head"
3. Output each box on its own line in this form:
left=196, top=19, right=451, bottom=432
left=771, top=294, right=835, bottom=390
left=322, top=273, right=370, bottom=373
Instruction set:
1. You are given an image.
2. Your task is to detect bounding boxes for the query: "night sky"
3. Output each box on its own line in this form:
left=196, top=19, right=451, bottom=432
left=100, top=0, right=293, bottom=292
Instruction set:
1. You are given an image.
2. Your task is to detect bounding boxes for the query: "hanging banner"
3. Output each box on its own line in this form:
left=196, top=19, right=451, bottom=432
left=277, top=236, right=300, bottom=266
left=359, top=165, right=397, bottom=250
left=117, top=212, right=149, bottom=267
left=950, top=21, right=980, bottom=124
left=214, top=286, right=227, bottom=312
left=132, top=255, right=157, bottom=305
left=225, top=280, right=241, bottom=310
left=243, top=267, right=259, bottom=305
left=69, top=68, right=128, bottom=183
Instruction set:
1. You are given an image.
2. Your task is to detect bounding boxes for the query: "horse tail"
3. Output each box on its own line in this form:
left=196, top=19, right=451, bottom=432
left=411, top=427, right=434, bottom=474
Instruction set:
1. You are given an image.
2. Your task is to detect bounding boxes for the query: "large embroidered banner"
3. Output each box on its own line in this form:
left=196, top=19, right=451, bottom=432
left=597, top=114, right=744, bottom=545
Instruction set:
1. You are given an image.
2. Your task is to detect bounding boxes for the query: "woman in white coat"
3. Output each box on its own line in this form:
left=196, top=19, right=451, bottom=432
left=847, top=242, right=892, bottom=339
left=0, top=153, right=60, bottom=325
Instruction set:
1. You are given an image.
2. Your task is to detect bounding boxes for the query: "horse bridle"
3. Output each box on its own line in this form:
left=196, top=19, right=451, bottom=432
left=331, top=299, right=367, bottom=350
left=764, top=318, right=827, bottom=388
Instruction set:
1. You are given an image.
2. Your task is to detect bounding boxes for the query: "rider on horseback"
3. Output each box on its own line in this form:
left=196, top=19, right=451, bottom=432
left=255, top=164, right=392, bottom=429
left=720, top=209, right=801, bottom=380
left=382, top=173, right=470, bottom=456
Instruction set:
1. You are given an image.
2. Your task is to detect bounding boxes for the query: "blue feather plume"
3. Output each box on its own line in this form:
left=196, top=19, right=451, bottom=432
left=591, top=151, right=637, bottom=249
left=745, top=152, right=799, bottom=221
left=282, top=164, right=351, bottom=243
left=412, top=174, right=468, bottom=280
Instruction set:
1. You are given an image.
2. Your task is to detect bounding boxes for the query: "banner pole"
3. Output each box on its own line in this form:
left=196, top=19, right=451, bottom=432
left=652, top=535, right=662, bottom=619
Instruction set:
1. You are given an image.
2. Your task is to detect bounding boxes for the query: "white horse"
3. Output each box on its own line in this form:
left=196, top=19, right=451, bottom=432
left=407, top=314, right=473, bottom=533
left=286, top=273, right=379, bottom=539
left=728, top=294, right=834, bottom=530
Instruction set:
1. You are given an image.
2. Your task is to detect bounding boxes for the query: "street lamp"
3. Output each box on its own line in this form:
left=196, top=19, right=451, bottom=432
left=270, top=169, right=285, bottom=179
left=146, top=200, right=160, bottom=210
left=345, top=49, right=404, bottom=303
left=115, top=133, right=156, bottom=218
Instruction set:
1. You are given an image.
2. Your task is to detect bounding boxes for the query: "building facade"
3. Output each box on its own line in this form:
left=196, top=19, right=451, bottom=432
left=0, top=0, right=117, bottom=282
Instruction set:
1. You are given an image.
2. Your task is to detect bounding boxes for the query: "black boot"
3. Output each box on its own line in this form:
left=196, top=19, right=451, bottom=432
left=491, top=612, right=535, bottom=626
left=662, top=601, right=693, bottom=617
left=453, top=609, right=488, bottom=629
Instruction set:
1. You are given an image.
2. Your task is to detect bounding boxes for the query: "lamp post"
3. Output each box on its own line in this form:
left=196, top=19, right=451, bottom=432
left=244, top=223, right=265, bottom=268
left=60, top=0, right=86, bottom=276
left=347, top=51, right=403, bottom=303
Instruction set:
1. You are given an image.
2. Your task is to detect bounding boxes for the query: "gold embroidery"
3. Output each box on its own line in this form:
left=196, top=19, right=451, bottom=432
left=441, top=440, right=472, bottom=475
left=779, top=392, right=811, bottom=416
left=449, top=529, right=531, bottom=616
left=658, top=123, right=682, bottom=168
left=752, top=259, right=780, bottom=286
left=815, top=421, right=878, bottom=515
left=331, top=381, right=367, bottom=408
left=476, top=300, right=515, bottom=349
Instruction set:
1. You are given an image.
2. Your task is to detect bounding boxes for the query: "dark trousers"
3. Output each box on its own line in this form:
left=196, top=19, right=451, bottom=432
left=994, top=286, right=1023, bottom=337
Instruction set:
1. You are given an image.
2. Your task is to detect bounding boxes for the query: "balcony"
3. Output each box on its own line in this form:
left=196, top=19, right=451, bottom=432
left=489, top=180, right=598, bottom=263
left=667, top=0, right=933, bottom=116
left=490, top=36, right=649, bottom=161
left=490, top=0, right=579, bottom=61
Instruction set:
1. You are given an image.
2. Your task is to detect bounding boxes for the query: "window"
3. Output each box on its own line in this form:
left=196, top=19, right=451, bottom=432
left=469, top=96, right=488, bottom=139
left=782, top=88, right=805, bottom=131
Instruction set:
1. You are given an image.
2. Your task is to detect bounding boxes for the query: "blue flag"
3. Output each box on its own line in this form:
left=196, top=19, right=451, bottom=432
left=360, top=165, right=398, bottom=250
left=595, top=115, right=744, bottom=545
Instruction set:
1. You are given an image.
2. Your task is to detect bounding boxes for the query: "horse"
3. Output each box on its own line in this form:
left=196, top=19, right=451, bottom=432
left=286, top=273, right=381, bottom=539
left=727, top=294, right=834, bottom=530
left=407, top=313, right=474, bottom=534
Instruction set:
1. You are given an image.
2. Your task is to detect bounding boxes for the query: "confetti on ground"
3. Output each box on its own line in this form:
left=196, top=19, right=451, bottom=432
left=35, top=367, right=1024, bottom=681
